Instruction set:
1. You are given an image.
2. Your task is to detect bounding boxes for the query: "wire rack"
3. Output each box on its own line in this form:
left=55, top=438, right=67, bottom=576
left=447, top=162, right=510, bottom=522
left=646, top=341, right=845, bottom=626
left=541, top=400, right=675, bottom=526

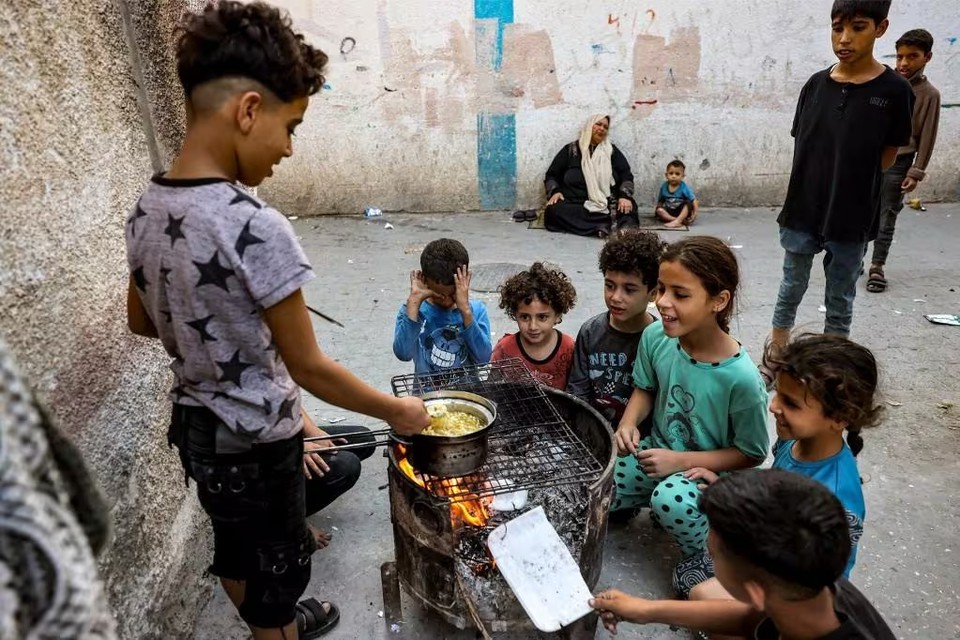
left=390, top=360, right=605, bottom=504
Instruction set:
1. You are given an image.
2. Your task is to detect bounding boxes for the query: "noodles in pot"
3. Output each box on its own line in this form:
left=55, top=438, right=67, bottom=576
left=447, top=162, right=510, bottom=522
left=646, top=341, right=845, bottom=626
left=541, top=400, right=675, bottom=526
left=422, top=404, right=484, bottom=437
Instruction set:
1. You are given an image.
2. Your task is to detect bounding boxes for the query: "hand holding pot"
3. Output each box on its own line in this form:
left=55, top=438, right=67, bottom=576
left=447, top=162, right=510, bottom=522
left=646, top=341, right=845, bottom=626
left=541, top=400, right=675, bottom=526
left=389, top=396, right=431, bottom=436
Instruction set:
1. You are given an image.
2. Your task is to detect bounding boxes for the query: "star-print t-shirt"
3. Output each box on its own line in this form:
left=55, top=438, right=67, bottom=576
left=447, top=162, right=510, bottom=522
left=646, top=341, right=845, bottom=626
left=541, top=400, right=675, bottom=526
left=773, top=439, right=865, bottom=577
left=632, top=321, right=769, bottom=460
left=392, top=300, right=492, bottom=374
left=125, top=175, right=314, bottom=443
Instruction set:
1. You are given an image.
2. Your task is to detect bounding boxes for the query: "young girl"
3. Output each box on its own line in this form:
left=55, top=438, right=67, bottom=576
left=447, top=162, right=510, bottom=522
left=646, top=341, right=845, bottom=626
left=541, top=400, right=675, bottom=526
left=678, top=333, right=880, bottom=601
left=493, top=262, right=577, bottom=389
left=611, top=236, right=769, bottom=557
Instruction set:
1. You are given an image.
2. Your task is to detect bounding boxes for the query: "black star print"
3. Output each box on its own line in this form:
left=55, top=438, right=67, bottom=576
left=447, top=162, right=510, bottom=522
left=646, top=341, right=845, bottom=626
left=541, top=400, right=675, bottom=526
left=262, top=398, right=273, bottom=415
left=193, top=251, right=235, bottom=292
left=235, top=220, right=265, bottom=259
left=299, top=263, right=313, bottom=272
left=212, top=390, right=231, bottom=400
left=275, top=396, right=297, bottom=426
left=132, top=266, right=149, bottom=291
left=228, top=185, right=262, bottom=209
left=164, top=214, right=186, bottom=247
left=185, top=315, right=218, bottom=343
left=159, top=262, right=172, bottom=285
left=127, top=203, right=148, bottom=237
left=216, top=350, right=252, bottom=387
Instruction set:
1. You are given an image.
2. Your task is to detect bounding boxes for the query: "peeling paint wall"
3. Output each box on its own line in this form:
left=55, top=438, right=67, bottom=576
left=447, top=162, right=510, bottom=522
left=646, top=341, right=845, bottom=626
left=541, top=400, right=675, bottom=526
left=0, top=1, right=211, bottom=638
left=264, top=0, right=960, bottom=213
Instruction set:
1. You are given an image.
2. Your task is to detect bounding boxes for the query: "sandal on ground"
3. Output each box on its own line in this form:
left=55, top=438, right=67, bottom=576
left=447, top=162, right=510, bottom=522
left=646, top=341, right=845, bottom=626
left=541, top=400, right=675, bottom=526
left=866, top=266, right=887, bottom=293
left=511, top=209, right=537, bottom=222
left=296, top=598, right=340, bottom=638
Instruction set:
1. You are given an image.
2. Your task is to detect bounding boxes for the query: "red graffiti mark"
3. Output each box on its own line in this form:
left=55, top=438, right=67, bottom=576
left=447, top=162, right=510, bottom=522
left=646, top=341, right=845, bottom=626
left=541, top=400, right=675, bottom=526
left=632, top=99, right=658, bottom=108
left=608, top=13, right=620, bottom=27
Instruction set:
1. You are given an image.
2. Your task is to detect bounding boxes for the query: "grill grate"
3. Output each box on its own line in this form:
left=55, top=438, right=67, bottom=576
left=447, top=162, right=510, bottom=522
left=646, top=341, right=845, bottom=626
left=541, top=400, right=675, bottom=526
left=390, top=360, right=605, bottom=505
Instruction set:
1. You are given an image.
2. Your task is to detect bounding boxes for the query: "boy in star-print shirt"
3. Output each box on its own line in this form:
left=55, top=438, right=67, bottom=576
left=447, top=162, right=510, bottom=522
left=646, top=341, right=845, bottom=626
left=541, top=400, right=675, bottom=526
left=124, top=3, right=428, bottom=637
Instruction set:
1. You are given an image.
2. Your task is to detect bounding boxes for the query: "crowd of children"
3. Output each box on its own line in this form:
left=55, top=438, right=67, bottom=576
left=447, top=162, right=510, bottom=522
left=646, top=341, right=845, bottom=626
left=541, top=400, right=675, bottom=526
left=121, top=0, right=942, bottom=637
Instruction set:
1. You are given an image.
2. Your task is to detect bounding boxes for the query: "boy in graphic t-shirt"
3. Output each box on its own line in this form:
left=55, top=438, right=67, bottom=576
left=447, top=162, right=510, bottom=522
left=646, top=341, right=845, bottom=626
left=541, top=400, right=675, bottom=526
left=654, top=160, right=699, bottom=228
left=125, top=4, right=428, bottom=637
left=768, top=0, right=914, bottom=363
left=567, top=230, right=664, bottom=429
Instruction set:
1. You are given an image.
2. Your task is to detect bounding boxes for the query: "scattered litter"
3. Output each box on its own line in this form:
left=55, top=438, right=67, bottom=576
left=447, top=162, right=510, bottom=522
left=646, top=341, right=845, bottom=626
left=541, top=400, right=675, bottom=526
left=364, top=207, right=383, bottom=218
left=332, top=526, right=339, bottom=531
left=817, top=305, right=827, bottom=313
left=377, top=610, right=384, bottom=618
left=913, top=299, right=926, bottom=303
left=287, top=215, right=299, bottom=220
left=924, top=314, right=960, bottom=326
left=377, top=483, right=388, bottom=491
left=296, top=236, right=303, bottom=241
left=326, top=417, right=346, bottom=424
left=886, top=400, right=903, bottom=407
left=390, top=623, right=402, bottom=633
left=729, top=245, right=743, bottom=249
left=907, top=198, right=926, bottom=211
left=384, top=222, right=394, bottom=230
left=347, top=259, right=354, bottom=264
left=937, top=402, right=955, bottom=411
left=893, top=310, right=902, bottom=315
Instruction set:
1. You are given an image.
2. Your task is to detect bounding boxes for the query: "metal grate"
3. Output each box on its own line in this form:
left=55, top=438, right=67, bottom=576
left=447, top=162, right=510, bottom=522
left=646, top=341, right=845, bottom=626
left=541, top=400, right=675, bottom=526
left=390, top=360, right=605, bottom=505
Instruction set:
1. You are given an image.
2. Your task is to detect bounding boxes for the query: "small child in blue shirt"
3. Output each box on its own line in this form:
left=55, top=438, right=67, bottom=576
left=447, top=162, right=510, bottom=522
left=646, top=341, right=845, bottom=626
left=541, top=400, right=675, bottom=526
left=678, top=333, right=880, bottom=600
left=393, top=238, right=493, bottom=374
left=655, top=160, right=699, bottom=228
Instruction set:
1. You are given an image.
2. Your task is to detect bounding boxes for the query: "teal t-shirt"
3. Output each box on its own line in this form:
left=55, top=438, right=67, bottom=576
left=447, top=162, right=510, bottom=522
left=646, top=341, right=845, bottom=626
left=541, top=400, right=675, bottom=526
left=632, top=321, right=769, bottom=460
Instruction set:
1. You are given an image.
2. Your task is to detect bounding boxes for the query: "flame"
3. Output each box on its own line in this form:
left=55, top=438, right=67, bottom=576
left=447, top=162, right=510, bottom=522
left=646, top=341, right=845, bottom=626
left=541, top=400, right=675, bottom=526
left=395, top=445, right=491, bottom=527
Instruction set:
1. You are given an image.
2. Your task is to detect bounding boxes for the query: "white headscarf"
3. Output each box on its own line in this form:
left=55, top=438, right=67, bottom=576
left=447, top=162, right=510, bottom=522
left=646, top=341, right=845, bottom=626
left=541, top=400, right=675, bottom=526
left=578, top=114, right=614, bottom=213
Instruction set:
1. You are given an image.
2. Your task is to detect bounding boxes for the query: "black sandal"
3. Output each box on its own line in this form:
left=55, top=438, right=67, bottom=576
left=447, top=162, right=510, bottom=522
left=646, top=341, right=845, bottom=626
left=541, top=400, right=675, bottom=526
left=866, top=266, right=887, bottom=293
left=296, top=598, right=340, bottom=638
left=511, top=209, right=537, bottom=222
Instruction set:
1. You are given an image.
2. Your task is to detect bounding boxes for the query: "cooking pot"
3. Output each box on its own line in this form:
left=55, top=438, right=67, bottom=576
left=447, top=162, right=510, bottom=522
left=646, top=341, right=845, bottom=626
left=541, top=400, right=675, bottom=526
left=303, top=390, right=498, bottom=478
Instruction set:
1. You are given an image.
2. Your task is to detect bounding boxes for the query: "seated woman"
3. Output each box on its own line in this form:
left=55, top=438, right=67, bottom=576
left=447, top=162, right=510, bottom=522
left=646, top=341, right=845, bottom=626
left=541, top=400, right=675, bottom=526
left=543, top=114, right=638, bottom=237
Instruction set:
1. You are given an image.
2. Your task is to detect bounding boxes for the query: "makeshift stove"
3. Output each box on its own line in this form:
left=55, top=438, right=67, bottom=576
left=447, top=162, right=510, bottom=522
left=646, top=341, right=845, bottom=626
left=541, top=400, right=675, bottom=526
left=381, top=360, right=616, bottom=638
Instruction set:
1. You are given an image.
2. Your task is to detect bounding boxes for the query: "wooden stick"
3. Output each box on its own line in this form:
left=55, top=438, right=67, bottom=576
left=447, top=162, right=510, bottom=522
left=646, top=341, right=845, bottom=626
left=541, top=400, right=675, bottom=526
left=455, top=570, right=492, bottom=640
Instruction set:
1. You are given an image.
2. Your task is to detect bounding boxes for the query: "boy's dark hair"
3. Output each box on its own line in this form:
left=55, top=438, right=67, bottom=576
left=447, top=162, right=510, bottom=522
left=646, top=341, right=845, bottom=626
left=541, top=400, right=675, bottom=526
left=498, top=263, right=577, bottom=320
left=666, top=159, right=686, bottom=171
left=701, top=469, right=851, bottom=599
left=598, top=229, right=666, bottom=290
left=763, top=334, right=881, bottom=456
left=896, top=29, right=935, bottom=54
left=830, top=0, right=891, bottom=24
left=420, top=239, right=469, bottom=285
left=176, top=1, right=328, bottom=103
left=661, top=236, right=739, bottom=333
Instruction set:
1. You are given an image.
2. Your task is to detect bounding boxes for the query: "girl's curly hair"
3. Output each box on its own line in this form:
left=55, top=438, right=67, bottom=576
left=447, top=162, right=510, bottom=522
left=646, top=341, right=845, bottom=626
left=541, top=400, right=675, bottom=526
left=764, top=333, right=883, bottom=456
left=498, top=263, right=577, bottom=320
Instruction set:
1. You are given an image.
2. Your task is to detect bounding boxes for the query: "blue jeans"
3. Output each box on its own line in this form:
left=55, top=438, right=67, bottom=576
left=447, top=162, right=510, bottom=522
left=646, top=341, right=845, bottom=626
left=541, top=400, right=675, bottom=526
left=871, top=153, right=914, bottom=266
left=772, top=227, right=867, bottom=337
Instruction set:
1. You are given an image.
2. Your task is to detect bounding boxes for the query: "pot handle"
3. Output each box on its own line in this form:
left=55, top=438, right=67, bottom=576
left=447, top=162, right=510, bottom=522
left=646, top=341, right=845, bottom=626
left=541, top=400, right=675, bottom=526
left=389, top=433, right=413, bottom=446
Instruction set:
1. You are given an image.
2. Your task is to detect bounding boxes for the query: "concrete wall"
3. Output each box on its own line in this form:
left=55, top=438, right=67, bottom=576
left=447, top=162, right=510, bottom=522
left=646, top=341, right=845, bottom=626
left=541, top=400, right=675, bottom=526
left=263, top=0, right=960, bottom=214
left=0, top=1, right=210, bottom=638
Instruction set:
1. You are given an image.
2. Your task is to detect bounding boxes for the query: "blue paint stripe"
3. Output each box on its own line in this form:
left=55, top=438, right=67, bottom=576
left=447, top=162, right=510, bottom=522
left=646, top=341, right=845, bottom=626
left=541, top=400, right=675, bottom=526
left=474, top=0, right=513, bottom=70
left=475, top=0, right=516, bottom=210
left=477, top=113, right=517, bottom=210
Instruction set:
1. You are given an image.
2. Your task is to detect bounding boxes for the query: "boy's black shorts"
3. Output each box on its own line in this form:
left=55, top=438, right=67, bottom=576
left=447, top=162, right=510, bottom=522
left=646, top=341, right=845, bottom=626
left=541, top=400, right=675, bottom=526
left=662, top=201, right=691, bottom=217
left=169, top=404, right=315, bottom=629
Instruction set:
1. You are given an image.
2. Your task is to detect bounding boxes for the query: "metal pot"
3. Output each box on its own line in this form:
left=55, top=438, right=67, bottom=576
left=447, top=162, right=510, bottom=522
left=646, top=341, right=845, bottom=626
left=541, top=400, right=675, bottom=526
left=304, top=390, right=497, bottom=478
left=398, top=391, right=498, bottom=478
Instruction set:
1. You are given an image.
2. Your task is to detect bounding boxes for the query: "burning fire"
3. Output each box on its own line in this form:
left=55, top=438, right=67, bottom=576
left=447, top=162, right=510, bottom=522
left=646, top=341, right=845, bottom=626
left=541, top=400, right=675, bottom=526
left=395, top=446, right=491, bottom=527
